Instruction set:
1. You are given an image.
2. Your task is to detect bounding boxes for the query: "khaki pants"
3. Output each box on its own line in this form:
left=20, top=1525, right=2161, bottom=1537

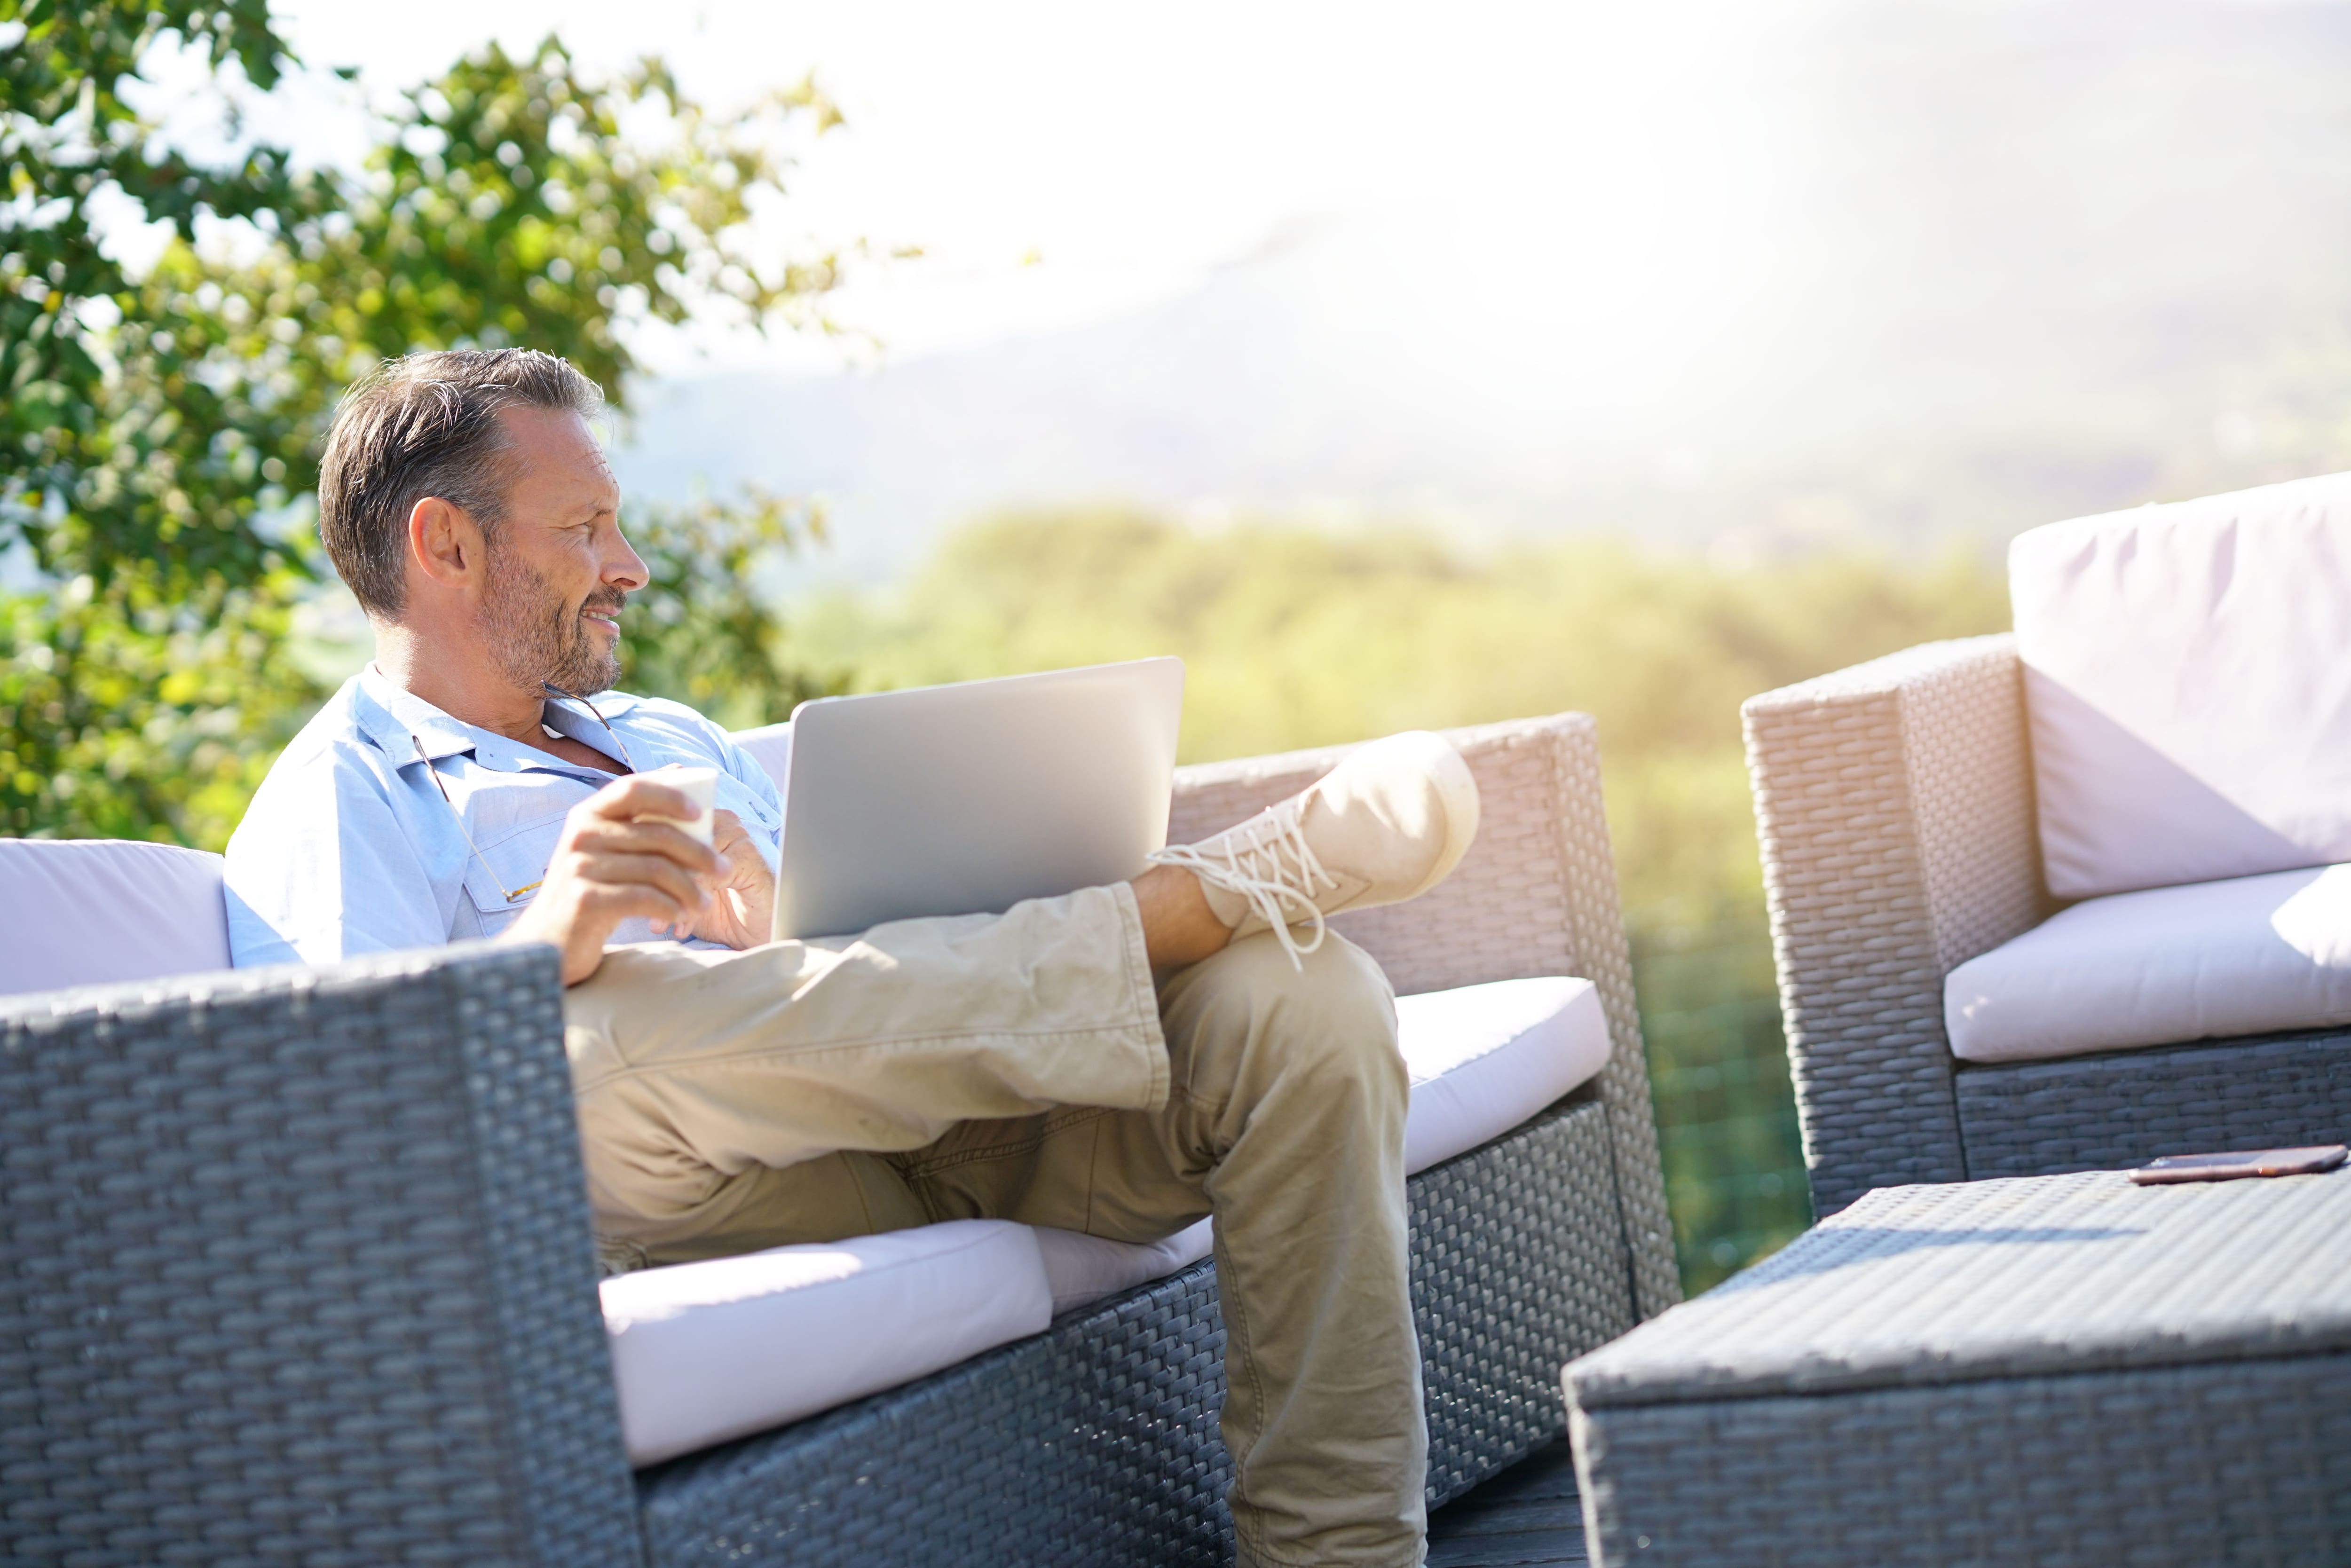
left=563, top=884, right=1428, bottom=1568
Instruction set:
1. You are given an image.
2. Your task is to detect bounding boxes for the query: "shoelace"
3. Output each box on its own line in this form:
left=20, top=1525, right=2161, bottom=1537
left=1148, top=805, right=1337, bottom=969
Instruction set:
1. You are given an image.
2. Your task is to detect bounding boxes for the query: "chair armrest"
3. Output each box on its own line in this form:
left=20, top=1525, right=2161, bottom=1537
left=0, top=944, right=644, bottom=1567
left=1173, top=713, right=1681, bottom=1317
left=1741, top=633, right=2046, bottom=1213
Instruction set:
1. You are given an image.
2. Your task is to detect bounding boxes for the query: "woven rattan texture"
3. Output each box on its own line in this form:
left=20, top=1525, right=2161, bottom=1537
left=442, top=948, right=647, bottom=1567
left=1569, top=1170, right=2351, bottom=1564
left=1743, top=636, right=2043, bottom=1213
left=642, top=1254, right=1230, bottom=1568
left=1957, top=1028, right=2351, bottom=1179
left=1412, top=1091, right=1637, bottom=1502
left=1568, top=1169, right=2351, bottom=1407
left=1570, top=1352, right=2351, bottom=1568
left=639, top=1098, right=1628, bottom=1567
left=0, top=946, right=643, bottom=1568
left=1888, top=638, right=2044, bottom=974
left=1171, top=713, right=1680, bottom=1319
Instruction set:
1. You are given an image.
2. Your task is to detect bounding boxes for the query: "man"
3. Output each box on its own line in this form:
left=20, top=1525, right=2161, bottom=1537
left=226, top=349, right=1481, bottom=1568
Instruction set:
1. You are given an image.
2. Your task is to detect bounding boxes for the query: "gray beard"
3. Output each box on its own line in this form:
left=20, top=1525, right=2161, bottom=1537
left=480, top=546, right=623, bottom=697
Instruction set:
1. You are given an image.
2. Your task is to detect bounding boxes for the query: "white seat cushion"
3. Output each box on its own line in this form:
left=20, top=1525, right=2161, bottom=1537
left=607, top=974, right=1610, bottom=1461
left=604, top=1220, right=1051, bottom=1466
left=0, top=839, right=230, bottom=997
left=1393, top=975, right=1610, bottom=1173
left=2012, top=473, right=2351, bottom=899
left=1945, top=864, right=2351, bottom=1064
left=1030, top=1221, right=1218, bottom=1318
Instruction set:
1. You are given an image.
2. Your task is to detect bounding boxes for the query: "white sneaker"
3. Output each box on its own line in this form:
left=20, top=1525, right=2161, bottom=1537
left=1150, top=731, right=1481, bottom=967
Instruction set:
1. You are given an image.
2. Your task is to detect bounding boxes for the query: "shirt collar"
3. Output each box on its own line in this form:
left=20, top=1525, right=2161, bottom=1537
left=355, top=665, right=638, bottom=773
left=356, top=665, right=480, bottom=764
left=539, top=687, right=639, bottom=771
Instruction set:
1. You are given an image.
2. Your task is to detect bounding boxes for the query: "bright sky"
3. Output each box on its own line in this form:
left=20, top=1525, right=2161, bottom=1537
left=134, top=0, right=2351, bottom=573
left=263, top=0, right=1807, bottom=378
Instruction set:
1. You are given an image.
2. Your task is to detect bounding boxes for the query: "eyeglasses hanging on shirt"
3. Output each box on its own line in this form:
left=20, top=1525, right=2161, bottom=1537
left=543, top=682, right=639, bottom=774
left=411, top=685, right=639, bottom=907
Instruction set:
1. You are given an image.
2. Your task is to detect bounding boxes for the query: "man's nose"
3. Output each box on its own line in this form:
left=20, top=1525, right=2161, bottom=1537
left=607, top=529, right=650, bottom=591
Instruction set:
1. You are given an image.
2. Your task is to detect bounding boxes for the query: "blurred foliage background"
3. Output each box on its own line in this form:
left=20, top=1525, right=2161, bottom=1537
left=5, top=0, right=2022, bottom=1292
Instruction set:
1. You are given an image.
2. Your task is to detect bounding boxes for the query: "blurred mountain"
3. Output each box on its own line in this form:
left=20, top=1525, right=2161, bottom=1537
left=612, top=0, right=2351, bottom=581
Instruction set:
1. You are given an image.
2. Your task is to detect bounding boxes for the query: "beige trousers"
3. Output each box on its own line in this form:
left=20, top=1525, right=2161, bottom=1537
left=563, top=883, right=1428, bottom=1568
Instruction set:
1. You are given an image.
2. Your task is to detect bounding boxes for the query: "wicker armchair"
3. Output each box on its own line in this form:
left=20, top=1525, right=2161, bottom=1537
left=1, top=711, right=1676, bottom=1568
left=1744, top=634, right=2351, bottom=1215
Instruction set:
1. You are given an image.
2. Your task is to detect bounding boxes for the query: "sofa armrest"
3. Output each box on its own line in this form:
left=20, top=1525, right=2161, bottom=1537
left=1741, top=633, right=2046, bottom=1213
left=1173, top=713, right=1681, bottom=1317
left=0, top=945, right=643, bottom=1567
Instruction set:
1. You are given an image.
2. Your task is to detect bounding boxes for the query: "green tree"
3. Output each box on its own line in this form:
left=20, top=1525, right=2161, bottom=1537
left=2, top=2, right=845, bottom=843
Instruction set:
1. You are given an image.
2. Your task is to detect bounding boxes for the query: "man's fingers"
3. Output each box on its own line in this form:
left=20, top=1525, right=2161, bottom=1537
left=570, top=849, right=710, bottom=915
left=580, top=881, right=699, bottom=936
left=569, top=818, right=726, bottom=879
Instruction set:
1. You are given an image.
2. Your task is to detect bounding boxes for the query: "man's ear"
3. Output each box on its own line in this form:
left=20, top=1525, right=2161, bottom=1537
left=406, top=496, right=488, bottom=593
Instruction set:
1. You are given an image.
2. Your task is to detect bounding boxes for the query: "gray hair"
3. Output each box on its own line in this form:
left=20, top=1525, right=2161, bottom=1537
left=316, top=349, right=605, bottom=618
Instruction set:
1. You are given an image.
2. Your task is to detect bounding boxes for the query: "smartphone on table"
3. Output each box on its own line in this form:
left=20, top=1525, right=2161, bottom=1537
left=2128, top=1144, right=2347, bottom=1185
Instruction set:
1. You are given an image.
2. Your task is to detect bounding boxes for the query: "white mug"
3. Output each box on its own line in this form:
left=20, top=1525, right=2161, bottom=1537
left=647, top=765, right=718, bottom=846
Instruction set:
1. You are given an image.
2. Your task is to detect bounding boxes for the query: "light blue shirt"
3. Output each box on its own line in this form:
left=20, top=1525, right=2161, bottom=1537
left=224, top=665, right=783, bottom=967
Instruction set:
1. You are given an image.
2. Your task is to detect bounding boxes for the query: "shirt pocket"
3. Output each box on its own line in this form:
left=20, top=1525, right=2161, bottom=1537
left=459, top=812, right=571, bottom=938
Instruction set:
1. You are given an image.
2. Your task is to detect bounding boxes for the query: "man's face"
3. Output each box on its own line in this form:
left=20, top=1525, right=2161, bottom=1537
left=475, top=405, right=644, bottom=696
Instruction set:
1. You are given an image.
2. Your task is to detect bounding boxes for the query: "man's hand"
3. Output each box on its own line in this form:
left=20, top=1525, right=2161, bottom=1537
left=679, top=808, right=776, bottom=950
left=497, top=776, right=766, bottom=985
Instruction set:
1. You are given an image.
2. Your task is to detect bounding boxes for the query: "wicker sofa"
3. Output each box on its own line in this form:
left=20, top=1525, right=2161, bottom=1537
left=1743, top=476, right=2351, bottom=1216
left=1, top=711, right=1677, bottom=1567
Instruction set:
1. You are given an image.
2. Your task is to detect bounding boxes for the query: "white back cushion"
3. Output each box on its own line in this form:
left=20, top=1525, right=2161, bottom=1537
left=2012, top=472, right=2351, bottom=898
left=0, top=839, right=230, bottom=997
left=729, top=721, right=792, bottom=791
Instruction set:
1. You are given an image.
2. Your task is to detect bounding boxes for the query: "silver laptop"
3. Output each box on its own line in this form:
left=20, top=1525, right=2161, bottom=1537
left=771, top=657, right=1186, bottom=940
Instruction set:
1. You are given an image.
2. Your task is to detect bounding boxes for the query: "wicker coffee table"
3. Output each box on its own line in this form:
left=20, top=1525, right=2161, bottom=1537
left=1563, top=1167, right=2351, bottom=1567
